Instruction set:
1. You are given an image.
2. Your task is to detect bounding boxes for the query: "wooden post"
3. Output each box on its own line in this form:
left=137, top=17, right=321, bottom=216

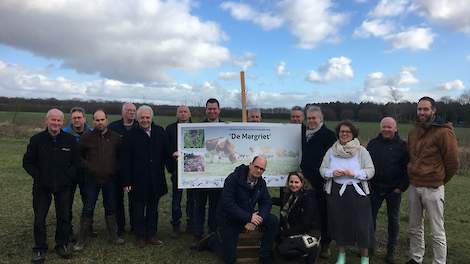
left=240, top=71, right=247, bottom=122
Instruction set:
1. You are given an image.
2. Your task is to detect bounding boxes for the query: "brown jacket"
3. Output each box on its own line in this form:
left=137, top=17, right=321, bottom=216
left=80, top=129, right=121, bottom=184
left=407, top=118, right=459, bottom=187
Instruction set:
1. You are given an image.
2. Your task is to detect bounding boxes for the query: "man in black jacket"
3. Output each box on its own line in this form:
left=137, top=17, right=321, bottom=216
left=23, top=109, right=79, bottom=263
left=299, top=105, right=336, bottom=258
left=192, top=98, right=224, bottom=243
left=121, top=105, right=172, bottom=248
left=198, top=156, right=278, bottom=264
left=166, top=105, right=194, bottom=237
left=366, top=117, right=409, bottom=264
left=108, top=102, right=138, bottom=235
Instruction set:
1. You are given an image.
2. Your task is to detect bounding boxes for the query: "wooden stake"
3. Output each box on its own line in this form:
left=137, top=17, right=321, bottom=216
left=240, top=71, right=247, bottom=122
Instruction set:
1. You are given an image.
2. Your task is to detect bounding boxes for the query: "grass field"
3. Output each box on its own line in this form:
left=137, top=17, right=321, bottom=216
left=1, top=111, right=469, bottom=263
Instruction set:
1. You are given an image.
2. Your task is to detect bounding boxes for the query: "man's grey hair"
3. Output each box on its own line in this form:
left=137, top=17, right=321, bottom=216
left=248, top=108, right=261, bottom=114
left=122, top=102, right=136, bottom=112
left=46, top=108, right=64, bottom=119
left=136, top=105, right=154, bottom=119
left=306, top=105, right=324, bottom=120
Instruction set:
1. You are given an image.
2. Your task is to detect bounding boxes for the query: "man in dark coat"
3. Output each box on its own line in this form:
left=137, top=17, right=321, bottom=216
left=166, top=105, right=194, bottom=237
left=197, top=156, right=278, bottom=264
left=108, top=102, right=138, bottom=235
left=23, top=108, right=79, bottom=263
left=299, top=105, right=336, bottom=258
left=121, top=105, right=172, bottom=248
left=73, top=110, right=124, bottom=251
left=192, top=98, right=224, bottom=243
left=367, top=117, right=409, bottom=263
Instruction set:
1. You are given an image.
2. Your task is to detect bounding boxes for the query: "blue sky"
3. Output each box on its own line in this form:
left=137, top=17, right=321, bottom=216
left=0, top=0, right=469, bottom=108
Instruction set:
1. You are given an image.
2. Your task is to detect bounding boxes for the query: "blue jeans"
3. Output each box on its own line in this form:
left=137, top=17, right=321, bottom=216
left=193, top=189, right=221, bottom=237
left=209, top=213, right=279, bottom=263
left=82, top=180, right=116, bottom=218
left=170, top=173, right=194, bottom=228
left=370, top=190, right=401, bottom=250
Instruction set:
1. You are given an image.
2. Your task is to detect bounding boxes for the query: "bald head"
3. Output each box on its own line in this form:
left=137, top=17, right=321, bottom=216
left=176, top=105, right=191, bottom=123
left=380, top=117, right=397, bottom=139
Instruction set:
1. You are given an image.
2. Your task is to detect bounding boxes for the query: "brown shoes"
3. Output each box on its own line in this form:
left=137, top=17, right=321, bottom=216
left=136, top=239, right=146, bottom=248
left=147, top=237, right=163, bottom=246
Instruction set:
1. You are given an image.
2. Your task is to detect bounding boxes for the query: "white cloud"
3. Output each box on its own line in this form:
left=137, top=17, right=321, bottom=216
left=232, top=52, right=256, bottom=71
left=218, top=72, right=239, bottom=80
left=435, top=80, right=465, bottom=91
left=307, top=56, right=354, bottom=83
left=0, top=60, right=315, bottom=108
left=412, top=0, right=470, bottom=34
left=221, top=0, right=347, bottom=49
left=279, top=0, right=347, bottom=48
left=353, top=19, right=395, bottom=37
left=385, top=27, right=435, bottom=50
left=361, top=67, right=419, bottom=102
left=0, top=0, right=230, bottom=83
left=220, top=2, right=283, bottom=31
left=369, top=0, right=410, bottom=18
left=276, top=61, right=289, bottom=77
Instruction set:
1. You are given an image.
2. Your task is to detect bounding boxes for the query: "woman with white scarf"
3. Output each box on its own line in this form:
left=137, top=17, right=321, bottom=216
left=320, top=120, right=375, bottom=264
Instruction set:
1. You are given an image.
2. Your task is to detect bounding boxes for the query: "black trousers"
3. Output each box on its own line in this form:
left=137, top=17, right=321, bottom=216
left=33, top=185, right=71, bottom=253
left=370, top=190, right=402, bottom=250
left=193, top=189, right=221, bottom=237
left=68, top=180, right=86, bottom=234
left=315, top=189, right=331, bottom=247
left=133, top=196, right=160, bottom=240
left=115, top=180, right=135, bottom=232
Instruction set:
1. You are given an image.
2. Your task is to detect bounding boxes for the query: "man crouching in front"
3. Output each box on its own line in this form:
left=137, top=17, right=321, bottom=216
left=195, top=156, right=278, bottom=264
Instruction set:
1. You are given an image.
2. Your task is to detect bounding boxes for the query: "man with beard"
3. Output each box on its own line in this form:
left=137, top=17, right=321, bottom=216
left=73, top=110, right=125, bottom=251
left=406, top=97, right=459, bottom=264
left=299, top=105, right=336, bottom=258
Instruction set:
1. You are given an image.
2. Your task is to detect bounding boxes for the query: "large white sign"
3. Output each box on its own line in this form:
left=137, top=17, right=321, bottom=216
left=177, top=122, right=301, bottom=188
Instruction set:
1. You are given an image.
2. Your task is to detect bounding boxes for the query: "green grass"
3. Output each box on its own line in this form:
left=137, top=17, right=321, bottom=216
left=1, top=112, right=470, bottom=263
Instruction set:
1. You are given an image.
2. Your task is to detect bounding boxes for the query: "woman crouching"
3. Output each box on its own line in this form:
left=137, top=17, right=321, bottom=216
left=277, top=171, right=321, bottom=264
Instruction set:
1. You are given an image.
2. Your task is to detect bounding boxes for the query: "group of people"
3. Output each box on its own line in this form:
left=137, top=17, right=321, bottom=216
left=23, top=96, right=459, bottom=264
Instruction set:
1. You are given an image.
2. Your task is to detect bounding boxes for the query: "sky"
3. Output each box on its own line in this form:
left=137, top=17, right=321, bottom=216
left=0, top=0, right=469, bottom=108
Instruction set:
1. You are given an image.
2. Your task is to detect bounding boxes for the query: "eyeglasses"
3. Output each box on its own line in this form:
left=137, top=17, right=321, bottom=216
left=339, top=130, right=352, bottom=134
left=253, top=165, right=266, bottom=172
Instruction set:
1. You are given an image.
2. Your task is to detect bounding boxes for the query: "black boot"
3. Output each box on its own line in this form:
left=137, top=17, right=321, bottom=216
left=171, top=224, right=181, bottom=239
left=385, top=247, right=396, bottom=264
left=73, top=216, right=92, bottom=251
left=105, top=215, right=125, bottom=245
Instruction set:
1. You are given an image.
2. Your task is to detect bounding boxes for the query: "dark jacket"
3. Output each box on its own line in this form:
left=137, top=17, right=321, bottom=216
left=217, top=164, right=272, bottom=227
left=165, top=120, right=192, bottom=173
left=367, top=133, right=409, bottom=193
left=23, top=129, right=79, bottom=191
left=279, top=189, right=320, bottom=237
left=108, top=118, right=139, bottom=137
left=300, top=124, right=336, bottom=190
left=80, top=129, right=121, bottom=184
left=121, top=124, right=172, bottom=201
left=407, top=117, right=459, bottom=187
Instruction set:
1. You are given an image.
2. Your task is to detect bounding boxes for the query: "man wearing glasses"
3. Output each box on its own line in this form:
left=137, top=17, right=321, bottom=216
left=194, top=156, right=278, bottom=264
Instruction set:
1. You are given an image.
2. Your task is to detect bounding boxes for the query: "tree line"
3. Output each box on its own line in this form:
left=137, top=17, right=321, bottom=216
left=1, top=96, right=470, bottom=126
